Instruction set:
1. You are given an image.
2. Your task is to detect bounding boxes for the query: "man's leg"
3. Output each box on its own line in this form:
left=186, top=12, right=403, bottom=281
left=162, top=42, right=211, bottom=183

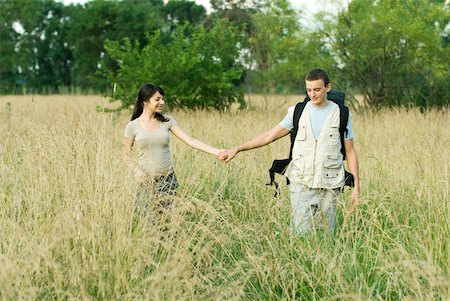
left=289, top=182, right=320, bottom=235
left=318, top=188, right=340, bottom=234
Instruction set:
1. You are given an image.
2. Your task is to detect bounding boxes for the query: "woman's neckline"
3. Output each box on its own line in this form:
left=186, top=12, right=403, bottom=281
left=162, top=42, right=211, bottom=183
left=136, top=118, right=161, bottom=132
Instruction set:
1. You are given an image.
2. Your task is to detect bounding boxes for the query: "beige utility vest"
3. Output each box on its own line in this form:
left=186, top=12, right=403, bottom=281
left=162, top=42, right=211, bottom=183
left=286, top=101, right=345, bottom=189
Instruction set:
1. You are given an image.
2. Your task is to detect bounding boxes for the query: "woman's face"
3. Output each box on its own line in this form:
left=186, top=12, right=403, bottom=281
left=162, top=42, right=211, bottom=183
left=144, top=91, right=165, bottom=113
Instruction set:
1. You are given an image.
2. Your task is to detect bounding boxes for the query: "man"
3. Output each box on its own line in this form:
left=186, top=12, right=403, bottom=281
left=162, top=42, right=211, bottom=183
left=219, top=68, right=360, bottom=234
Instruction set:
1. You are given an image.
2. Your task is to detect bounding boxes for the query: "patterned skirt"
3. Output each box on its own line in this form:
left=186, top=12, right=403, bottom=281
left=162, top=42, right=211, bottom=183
left=134, top=171, right=179, bottom=218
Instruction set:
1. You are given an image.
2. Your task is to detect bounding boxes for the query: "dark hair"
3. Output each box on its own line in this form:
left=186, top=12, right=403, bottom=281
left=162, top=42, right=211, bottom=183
left=306, top=68, right=330, bottom=86
left=131, top=83, right=169, bottom=122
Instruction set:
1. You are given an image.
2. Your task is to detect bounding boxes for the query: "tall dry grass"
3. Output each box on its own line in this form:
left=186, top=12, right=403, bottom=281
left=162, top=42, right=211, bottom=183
left=0, top=94, right=448, bottom=300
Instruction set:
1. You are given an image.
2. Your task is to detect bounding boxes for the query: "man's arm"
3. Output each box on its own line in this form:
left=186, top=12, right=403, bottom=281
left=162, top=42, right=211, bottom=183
left=221, top=125, right=290, bottom=163
left=344, top=139, right=360, bottom=205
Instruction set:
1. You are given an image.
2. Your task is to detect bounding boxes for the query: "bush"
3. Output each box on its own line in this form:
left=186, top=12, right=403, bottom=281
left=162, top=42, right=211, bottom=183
left=102, top=20, right=246, bottom=111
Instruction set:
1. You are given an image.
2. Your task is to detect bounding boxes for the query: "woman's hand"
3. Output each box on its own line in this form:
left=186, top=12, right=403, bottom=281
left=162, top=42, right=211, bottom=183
left=219, top=147, right=239, bottom=163
left=218, top=149, right=228, bottom=161
left=133, top=167, right=146, bottom=183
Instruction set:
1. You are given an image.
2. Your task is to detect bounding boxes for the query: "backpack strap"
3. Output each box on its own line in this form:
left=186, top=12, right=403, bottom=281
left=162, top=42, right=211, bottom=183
left=338, top=105, right=349, bottom=160
left=266, top=101, right=307, bottom=190
left=289, top=101, right=308, bottom=159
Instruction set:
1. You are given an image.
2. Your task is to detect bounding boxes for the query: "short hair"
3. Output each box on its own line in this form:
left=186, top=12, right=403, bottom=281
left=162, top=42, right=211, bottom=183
left=306, top=68, right=330, bottom=86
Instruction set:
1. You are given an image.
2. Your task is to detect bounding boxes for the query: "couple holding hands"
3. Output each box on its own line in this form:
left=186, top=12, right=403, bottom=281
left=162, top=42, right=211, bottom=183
left=123, top=69, right=360, bottom=234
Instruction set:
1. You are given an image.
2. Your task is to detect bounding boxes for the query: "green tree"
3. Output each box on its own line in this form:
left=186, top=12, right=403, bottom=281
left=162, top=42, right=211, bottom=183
left=31, top=1, right=73, bottom=92
left=0, top=0, right=24, bottom=93
left=209, top=0, right=260, bottom=28
left=328, top=0, right=450, bottom=108
left=103, top=20, right=245, bottom=111
left=67, top=0, right=166, bottom=91
left=0, top=0, right=71, bottom=93
left=244, top=0, right=334, bottom=93
left=164, top=0, right=207, bottom=32
left=68, top=0, right=208, bottom=92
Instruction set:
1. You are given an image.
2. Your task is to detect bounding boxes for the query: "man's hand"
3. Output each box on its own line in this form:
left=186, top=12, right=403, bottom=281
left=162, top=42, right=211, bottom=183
left=350, top=189, right=360, bottom=207
left=218, top=147, right=239, bottom=163
left=217, top=149, right=228, bottom=162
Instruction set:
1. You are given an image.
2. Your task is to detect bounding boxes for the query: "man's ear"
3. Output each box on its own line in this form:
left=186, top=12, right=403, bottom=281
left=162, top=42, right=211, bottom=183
left=325, top=84, right=331, bottom=92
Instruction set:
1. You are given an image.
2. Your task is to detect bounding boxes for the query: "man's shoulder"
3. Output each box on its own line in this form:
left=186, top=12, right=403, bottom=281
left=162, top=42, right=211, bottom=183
left=287, top=105, right=295, bottom=115
left=288, top=101, right=308, bottom=113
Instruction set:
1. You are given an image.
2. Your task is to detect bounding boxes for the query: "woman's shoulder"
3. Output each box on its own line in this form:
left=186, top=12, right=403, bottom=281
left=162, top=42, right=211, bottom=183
left=125, top=119, right=138, bottom=132
left=124, top=119, right=139, bottom=136
left=163, top=114, right=175, bottom=120
left=125, top=119, right=138, bottom=128
left=162, top=114, right=177, bottom=127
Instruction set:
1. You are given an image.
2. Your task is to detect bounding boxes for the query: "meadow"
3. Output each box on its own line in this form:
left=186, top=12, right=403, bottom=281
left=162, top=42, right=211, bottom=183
left=0, top=94, right=448, bottom=300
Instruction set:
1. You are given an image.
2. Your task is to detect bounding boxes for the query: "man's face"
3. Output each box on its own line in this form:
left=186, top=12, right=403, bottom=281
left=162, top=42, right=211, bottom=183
left=306, top=79, right=331, bottom=107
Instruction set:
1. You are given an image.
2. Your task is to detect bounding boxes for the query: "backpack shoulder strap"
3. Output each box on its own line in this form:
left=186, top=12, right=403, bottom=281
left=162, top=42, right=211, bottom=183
left=289, top=101, right=308, bottom=159
left=338, top=105, right=349, bottom=160
left=267, top=100, right=308, bottom=193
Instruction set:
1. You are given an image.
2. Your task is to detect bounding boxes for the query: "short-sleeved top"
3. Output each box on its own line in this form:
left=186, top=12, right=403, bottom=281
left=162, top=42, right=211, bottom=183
left=279, top=101, right=354, bottom=140
left=124, top=115, right=177, bottom=173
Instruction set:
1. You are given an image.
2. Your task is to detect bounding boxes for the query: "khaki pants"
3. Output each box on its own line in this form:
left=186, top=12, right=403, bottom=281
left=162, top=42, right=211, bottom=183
left=289, top=182, right=340, bottom=235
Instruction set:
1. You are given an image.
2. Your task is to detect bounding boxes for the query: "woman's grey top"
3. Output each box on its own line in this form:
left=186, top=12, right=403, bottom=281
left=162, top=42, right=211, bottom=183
left=124, top=116, right=177, bottom=173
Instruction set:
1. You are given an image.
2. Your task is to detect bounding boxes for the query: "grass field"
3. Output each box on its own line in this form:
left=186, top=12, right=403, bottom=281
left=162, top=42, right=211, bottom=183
left=0, top=95, right=448, bottom=300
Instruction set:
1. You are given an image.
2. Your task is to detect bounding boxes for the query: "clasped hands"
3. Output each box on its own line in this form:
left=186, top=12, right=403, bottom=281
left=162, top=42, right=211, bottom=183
left=217, top=147, right=239, bottom=163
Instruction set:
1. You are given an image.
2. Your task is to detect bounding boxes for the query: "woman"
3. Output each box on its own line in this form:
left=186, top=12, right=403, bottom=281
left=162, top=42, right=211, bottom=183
left=123, top=83, right=221, bottom=217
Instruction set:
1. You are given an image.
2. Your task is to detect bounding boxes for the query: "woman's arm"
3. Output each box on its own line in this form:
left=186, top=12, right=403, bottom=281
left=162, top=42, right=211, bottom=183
left=123, top=137, right=135, bottom=167
left=123, top=137, right=146, bottom=182
left=170, top=125, right=221, bottom=156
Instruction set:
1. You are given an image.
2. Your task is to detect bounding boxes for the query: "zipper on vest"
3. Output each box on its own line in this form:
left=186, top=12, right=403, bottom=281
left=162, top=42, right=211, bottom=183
left=311, top=139, right=317, bottom=188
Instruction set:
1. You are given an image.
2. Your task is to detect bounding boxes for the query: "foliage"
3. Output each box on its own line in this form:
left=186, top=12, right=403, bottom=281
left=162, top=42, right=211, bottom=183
left=0, top=0, right=208, bottom=94
left=327, top=0, right=450, bottom=108
left=0, top=0, right=72, bottom=93
left=164, top=0, right=207, bottom=32
left=67, top=0, right=167, bottom=90
left=103, top=20, right=245, bottom=111
left=208, top=0, right=335, bottom=94
left=245, top=0, right=336, bottom=94
left=1, top=0, right=449, bottom=109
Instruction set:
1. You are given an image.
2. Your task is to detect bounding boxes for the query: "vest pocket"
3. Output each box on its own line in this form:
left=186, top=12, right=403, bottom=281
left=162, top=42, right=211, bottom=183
left=292, top=156, right=305, bottom=178
left=328, top=126, right=340, bottom=147
left=323, top=154, right=343, bottom=181
left=324, top=154, right=342, bottom=169
left=296, top=126, right=306, bottom=141
left=324, top=172, right=340, bottom=178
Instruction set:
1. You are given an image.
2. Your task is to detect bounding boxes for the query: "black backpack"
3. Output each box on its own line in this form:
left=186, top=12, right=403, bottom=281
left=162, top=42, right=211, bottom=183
left=267, top=90, right=354, bottom=196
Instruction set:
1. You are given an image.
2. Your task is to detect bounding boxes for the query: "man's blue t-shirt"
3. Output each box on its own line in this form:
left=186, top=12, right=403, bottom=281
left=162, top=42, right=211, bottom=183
left=279, top=101, right=354, bottom=140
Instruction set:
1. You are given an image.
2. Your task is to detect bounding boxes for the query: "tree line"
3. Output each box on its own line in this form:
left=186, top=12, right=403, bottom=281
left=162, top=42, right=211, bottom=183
left=1, top=0, right=448, bottom=109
